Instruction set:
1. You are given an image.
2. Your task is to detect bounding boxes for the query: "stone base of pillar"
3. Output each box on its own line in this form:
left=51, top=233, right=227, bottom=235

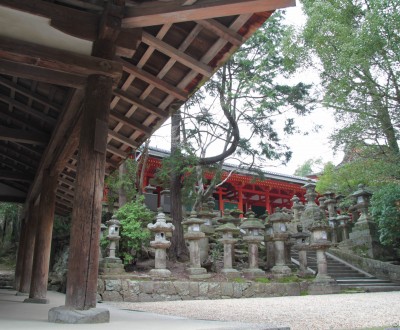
left=15, top=291, right=28, bottom=296
left=149, top=269, right=171, bottom=278
left=221, top=268, right=241, bottom=279
left=48, top=306, right=110, bottom=324
left=187, top=267, right=211, bottom=280
left=99, top=258, right=125, bottom=275
left=271, top=265, right=292, bottom=278
left=297, top=269, right=314, bottom=278
left=314, top=273, right=336, bottom=283
left=24, top=297, right=49, bottom=304
left=243, top=268, right=265, bottom=279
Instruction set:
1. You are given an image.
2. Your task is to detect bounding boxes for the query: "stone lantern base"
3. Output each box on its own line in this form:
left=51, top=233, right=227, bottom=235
left=242, top=268, right=265, bottom=279
left=187, top=267, right=211, bottom=280
left=221, top=268, right=241, bottom=279
left=271, top=264, right=292, bottom=278
left=149, top=268, right=172, bottom=278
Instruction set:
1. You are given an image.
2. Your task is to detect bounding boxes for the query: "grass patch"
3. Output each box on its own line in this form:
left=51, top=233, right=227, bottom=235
left=341, top=288, right=366, bottom=294
left=300, top=290, right=309, bottom=296
left=231, top=277, right=246, bottom=283
left=255, top=277, right=271, bottom=283
left=276, top=275, right=301, bottom=283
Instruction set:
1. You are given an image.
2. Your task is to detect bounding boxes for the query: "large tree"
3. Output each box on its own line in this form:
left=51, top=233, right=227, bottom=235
left=286, top=0, right=400, bottom=160
left=162, top=10, right=313, bottom=259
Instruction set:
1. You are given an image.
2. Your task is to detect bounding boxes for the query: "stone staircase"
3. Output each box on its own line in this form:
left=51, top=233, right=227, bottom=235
left=0, top=271, right=14, bottom=289
left=291, top=249, right=400, bottom=292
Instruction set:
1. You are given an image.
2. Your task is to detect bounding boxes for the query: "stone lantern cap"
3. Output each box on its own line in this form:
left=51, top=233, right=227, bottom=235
left=269, top=207, right=292, bottom=223
left=351, top=184, right=372, bottom=199
left=217, top=210, right=234, bottom=224
left=336, top=214, right=350, bottom=224
left=182, top=211, right=206, bottom=226
left=147, top=210, right=175, bottom=233
left=216, top=222, right=240, bottom=234
left=240, top=211, right=264, bottom=230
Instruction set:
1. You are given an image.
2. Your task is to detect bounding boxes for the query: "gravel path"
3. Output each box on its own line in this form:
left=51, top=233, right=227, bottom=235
left=107, top=291, right=400, bottom=330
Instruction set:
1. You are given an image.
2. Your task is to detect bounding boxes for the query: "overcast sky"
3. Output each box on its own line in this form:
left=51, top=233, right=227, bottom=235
left=150, top=1, right=344, bottom=176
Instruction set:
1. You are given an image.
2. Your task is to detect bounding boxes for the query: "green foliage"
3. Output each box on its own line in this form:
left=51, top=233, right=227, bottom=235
left=294, top=158, right=323, bottom=177
left=105, top=158, right=138, bottom=207
left=255, top=277, right=271, bottom=283
left=53, top=215, right=71, bottom=237
left=300, top=290, right=309, bottom=296
left=286, top=0, right=400, bottom=156
left=371, top=184, right=400, bottom=249
left=276, top=275, right=301, bottom=283
left=115, top=196, right=154, bottom=264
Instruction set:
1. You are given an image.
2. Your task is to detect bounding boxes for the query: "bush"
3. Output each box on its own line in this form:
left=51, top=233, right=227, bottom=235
left=115, top=196, right=154, bottom=264
left=371, top=184, right=400, bottom=250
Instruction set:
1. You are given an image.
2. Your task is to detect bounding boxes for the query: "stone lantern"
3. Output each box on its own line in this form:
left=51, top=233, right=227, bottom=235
left=291, top=225, right=312, bottom=277
left=324, top=192, right=338, bottom=245
left=300, top=180, right=319, bottom=231
left=262, top=212, right=275, bottom=270
left=269, top=207, right=292, bottom=277
left=182, top=211, right=211, bottom=279
left=199, top=202, right=215, bottom=236
left=309, top=213, right=335, bottom=283
left=216, top=222, right=240, bottom=278
left=229, top=209, right=243, bottom=227
left=106, top=215, right=121, bottom=260
left=336, top=214, right=350, bottom=241
left=290, top=195, right=304, bottom=232
left=147, top=209, right=175, bottom=277
left=99, top=215, right=124, bottom=275
left=217, top=209, right=235, bottom=225
left=348, top=184, right=381, bottom=258
left=240, top=210, right=265, bottom=278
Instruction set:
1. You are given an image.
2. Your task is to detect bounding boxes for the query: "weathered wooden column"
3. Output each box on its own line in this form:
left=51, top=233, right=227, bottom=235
left=17, top=203, right=39, bottom=294
left=14, top=216, right=27, bottom=291
left=48, top=73, right=114, bottom=322
left=24, top=170, right=58, bottom=304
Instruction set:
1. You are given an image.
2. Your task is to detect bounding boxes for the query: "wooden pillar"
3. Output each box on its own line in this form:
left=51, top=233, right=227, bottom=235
left=25, top=170, right=58, bottom=303
left=218, top=187, right=224, bottom=212
left=65, top=74, right=113, bottom=310
left=18, top=203, right=39, bottom=294
left=118, top=162, right=127, bottom=207
left=14, top=216, right=27, bottom=291
left=265, top=191, right=271, bottom=214
left=238, top=185, right=243, bottom=213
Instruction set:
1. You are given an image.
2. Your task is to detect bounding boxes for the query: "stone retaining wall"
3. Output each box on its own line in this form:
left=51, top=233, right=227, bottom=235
left=330, top=249, right=400, bottom=283
left=97, top=277, right=338, bottom=302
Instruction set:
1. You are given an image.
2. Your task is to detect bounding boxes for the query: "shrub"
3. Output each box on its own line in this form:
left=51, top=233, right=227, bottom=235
left=371, top=184, right=400, bottom=251
left=115, top=196, right=154, bottom=264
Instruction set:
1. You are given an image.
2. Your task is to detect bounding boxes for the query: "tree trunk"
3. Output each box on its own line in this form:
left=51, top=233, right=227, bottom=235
left=168, top=109, right=189, bottom=261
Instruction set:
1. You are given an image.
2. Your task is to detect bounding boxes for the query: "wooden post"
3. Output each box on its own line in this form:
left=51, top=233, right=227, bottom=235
left=65, top=74, right=113, bottom=310
left=14, top=216, right=27, bottom=291
left=18, top=203, right=38, bottom=294
left=25, top=170, right=58, bottom=303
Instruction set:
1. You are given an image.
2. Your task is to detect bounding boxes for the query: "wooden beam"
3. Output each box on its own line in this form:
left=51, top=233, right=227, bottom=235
left=106, top=145, right=128, bottom=159
left=123, top=0, right=295, bottom=27
left=0, top=59, right=87, bottom=89
left=0, top=37, right=122, bottom=83
left=196, top=19, right=244, bottom=46
left=26, top=89, right=84, bottom=203
left=141, top=32, right=213, bottom=77
left=107, top=129, right=139, bottom=149
left=110, top=109, right=152, bottom=136
left=119, top=58, right=188, bottom=101
left=0, top=170, right=33, bottom=182
left=0, top=127, right=49, bottom=145
left=113, top=88, right=169, bottom=118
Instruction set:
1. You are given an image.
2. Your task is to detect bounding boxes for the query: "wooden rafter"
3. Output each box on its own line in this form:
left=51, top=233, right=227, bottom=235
left=0, top=170, right=33, bottom=182
left=123, top=0, right=295, bottom=27
left=110, top=109, right=152, bottom=136
left=0, top=127, right=49, bottom=145
left=141, top=32, right=213, bottom=77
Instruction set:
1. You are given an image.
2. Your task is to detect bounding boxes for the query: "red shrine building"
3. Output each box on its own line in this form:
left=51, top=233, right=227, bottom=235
left=140, top=148, right=311, bottom=216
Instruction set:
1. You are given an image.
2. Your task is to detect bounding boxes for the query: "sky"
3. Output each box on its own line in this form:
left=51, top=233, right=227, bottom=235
left=150, top=1, right=344, bottom=176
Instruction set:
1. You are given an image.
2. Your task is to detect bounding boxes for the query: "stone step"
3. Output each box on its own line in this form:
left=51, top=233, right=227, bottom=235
left=339, top=285, right=400, bottom=292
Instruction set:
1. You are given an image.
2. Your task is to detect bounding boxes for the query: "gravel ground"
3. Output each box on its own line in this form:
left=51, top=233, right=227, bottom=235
left=106, top=291, right=400, bottom=330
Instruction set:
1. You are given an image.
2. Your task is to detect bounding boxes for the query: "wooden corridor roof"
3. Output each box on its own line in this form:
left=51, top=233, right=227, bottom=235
left=0, top=0, right=295, bottom=215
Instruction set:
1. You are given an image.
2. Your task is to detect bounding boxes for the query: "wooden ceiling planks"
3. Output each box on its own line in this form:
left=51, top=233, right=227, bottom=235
left=0, top=0, right=295, bottom=211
